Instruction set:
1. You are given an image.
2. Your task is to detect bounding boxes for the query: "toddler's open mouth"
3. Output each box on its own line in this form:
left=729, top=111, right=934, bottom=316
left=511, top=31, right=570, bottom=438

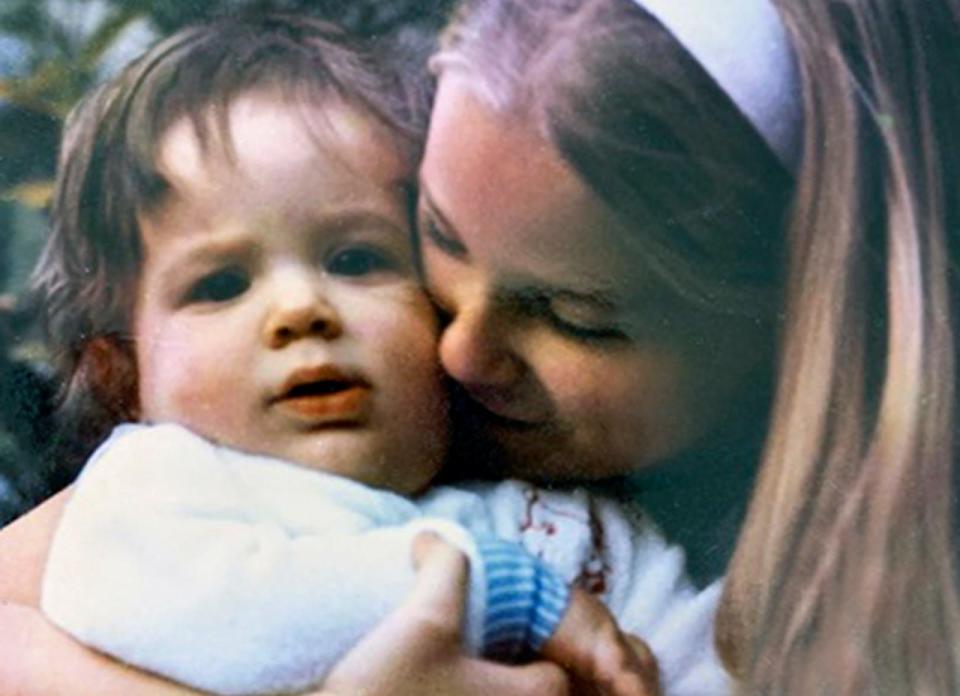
left=272, top=366, right=372, bottom=424
left=284, top=380, right=356, bottom=397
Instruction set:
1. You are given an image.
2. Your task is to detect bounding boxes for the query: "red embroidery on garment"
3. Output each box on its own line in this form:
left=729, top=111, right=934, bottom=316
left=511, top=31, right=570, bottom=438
left=519, top=487, right=587, bottom=536
left=575, top=500, right=610, bottom=595
left=519, top=487, right=541, bottom=534
left=517, top=486, right=611, bottom=595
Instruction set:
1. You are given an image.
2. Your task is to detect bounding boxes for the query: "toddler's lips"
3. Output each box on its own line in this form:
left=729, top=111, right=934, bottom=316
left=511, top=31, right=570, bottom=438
left=275, top=384, right=371, bottom=422
left=272, top=367, right=371, bottom=424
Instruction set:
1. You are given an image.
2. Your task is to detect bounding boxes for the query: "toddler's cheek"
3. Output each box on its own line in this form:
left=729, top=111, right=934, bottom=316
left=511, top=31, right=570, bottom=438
left=137, top=339, right=228, bottom=425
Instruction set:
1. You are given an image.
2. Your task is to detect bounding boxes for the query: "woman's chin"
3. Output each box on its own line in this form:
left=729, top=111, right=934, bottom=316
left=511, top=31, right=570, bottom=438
left=445, top=418, right=622, bottom=483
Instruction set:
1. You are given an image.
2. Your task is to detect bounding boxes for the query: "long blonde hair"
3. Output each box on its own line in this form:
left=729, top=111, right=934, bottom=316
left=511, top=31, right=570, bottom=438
left=717, top=0, right=960, bottom=692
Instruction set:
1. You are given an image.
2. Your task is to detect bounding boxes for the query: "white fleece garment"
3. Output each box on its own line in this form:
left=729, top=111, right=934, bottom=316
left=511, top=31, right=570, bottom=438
left=42, top=423, right=730, bottom=695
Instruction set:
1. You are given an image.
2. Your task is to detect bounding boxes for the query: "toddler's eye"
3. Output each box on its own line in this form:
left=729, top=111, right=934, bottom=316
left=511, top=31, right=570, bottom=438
left=327, top=247, right=394, bottom=277
left=186, top=267, right=250, bottom=303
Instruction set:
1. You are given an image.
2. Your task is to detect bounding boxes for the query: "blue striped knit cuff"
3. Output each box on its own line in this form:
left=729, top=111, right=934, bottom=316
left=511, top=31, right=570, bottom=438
left=477, top=538, right=570, bottom=660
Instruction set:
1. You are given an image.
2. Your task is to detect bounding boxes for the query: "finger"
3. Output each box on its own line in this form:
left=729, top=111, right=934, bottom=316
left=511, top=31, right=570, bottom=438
left=461, top=658, right=571, bottom=696
left=624, top=635, right=658, bottom=680
left=407, top=531, right=470, bottom=632
left=624, top=635, right=661, bottom=696
left=579, top=633, right=659, bottom=696
left=410, top=531, right=448, bottom=569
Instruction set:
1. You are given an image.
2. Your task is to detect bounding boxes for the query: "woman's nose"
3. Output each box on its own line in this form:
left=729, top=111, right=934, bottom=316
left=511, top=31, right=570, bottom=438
left=438, top=302, right=521, bottom=390
left=262, top=271, right=343, bottom=349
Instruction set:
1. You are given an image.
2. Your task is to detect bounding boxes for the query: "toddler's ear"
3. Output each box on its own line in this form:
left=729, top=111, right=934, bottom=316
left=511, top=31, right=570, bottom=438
left=79, top=334, right=140, bottom=422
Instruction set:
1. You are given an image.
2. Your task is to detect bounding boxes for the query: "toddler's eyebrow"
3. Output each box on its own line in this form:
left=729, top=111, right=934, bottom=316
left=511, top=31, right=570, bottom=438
left=313, top=209, right=409, bottom=237
left=160, top=234, right=255, bottom=267
left=158, top=209, right=408, bottom=255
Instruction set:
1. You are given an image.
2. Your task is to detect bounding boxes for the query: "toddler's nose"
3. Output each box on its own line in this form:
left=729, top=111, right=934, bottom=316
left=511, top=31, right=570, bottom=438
left=263, top=274, right=342, bottom=348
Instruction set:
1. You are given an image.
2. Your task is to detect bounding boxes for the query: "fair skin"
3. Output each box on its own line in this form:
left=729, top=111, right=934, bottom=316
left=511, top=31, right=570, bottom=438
left=0, top=89, right=659, bottom=695
left=418, top=74, right=774, bottom=482
left=135, top=89, right=448, bottom=494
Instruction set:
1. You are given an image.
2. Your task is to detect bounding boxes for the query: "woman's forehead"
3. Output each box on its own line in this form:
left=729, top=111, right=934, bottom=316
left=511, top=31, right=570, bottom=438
left=423, top=76, right=575, bottom=208
left=422, top=76, right=647, bottom=288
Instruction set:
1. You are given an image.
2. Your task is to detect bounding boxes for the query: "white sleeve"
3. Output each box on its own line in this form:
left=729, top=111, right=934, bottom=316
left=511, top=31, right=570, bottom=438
left=41, top=424, right=487, bottom=696
left=592, top=497, right=732, bottom=696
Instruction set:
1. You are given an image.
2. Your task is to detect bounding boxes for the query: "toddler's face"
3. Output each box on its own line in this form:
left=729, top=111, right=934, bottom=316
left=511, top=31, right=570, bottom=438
left=132, top=90, right=448, bottom=494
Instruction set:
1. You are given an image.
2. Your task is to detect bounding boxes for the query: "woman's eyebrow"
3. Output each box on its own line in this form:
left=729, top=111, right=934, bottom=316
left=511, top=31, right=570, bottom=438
left=510, top=284, right=621, bottom=309
left=545, top=287, right=619, bottom=307
left=419, top=185, right=623, bottom=305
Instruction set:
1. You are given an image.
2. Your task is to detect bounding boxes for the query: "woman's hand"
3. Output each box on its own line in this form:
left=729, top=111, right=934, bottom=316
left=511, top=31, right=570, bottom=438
left=322, top=533, right=662, bottom=696
left=321, top=532, right=572, bottom=695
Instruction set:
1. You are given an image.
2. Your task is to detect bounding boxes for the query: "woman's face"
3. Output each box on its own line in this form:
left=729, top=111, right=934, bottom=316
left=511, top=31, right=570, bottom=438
left=419, top=76, right=774, bottom=480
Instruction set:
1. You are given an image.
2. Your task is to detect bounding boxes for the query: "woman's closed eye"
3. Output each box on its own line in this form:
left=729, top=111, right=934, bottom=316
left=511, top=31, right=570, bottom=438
left=420, top=214, right=466, bottom=257
left=544, top=306, right=628, bottom=342
left=185, top=266, right=251, bottom=304
left=519, top=291, right=629, bottom=343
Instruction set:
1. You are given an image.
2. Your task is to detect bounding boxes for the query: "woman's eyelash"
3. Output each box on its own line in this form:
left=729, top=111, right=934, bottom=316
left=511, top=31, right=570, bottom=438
left=421, top=215, right=466, bottom=256
left=513, top=292, right=627, bottom=343
left=543, top=310, right=628, bottom=342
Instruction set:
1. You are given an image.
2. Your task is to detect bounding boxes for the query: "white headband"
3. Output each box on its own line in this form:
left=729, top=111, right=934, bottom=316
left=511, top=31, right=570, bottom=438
left=633, top=0, right=802, bottom=169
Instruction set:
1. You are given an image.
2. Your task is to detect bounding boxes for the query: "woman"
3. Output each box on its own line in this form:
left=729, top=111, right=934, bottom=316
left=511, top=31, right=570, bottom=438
left=3, top=0, right=959, bottom=693
left=422, top=2, right=960, bottom=692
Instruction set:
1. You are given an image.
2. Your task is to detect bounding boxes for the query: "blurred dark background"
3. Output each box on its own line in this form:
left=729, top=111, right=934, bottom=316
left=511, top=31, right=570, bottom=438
left=0, top=0, right=456, bottom=526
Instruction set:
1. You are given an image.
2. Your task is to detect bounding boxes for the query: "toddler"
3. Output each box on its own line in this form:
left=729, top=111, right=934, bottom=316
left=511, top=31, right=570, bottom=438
left=37, top=14, right=726, bottom=696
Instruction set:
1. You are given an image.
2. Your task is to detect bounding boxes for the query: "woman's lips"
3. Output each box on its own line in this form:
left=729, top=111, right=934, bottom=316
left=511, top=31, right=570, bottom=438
left=480, top=408, right=543, bottom=432
left=456, top=385, right=546, bottom=431
left=272, top=367, right=371, bottom=424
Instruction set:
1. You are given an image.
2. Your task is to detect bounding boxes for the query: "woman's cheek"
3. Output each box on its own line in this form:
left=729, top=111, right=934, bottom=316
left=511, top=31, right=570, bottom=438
left=538, top=344, right=632, bottom=413
left=555, top=346, right=700, bottom=464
